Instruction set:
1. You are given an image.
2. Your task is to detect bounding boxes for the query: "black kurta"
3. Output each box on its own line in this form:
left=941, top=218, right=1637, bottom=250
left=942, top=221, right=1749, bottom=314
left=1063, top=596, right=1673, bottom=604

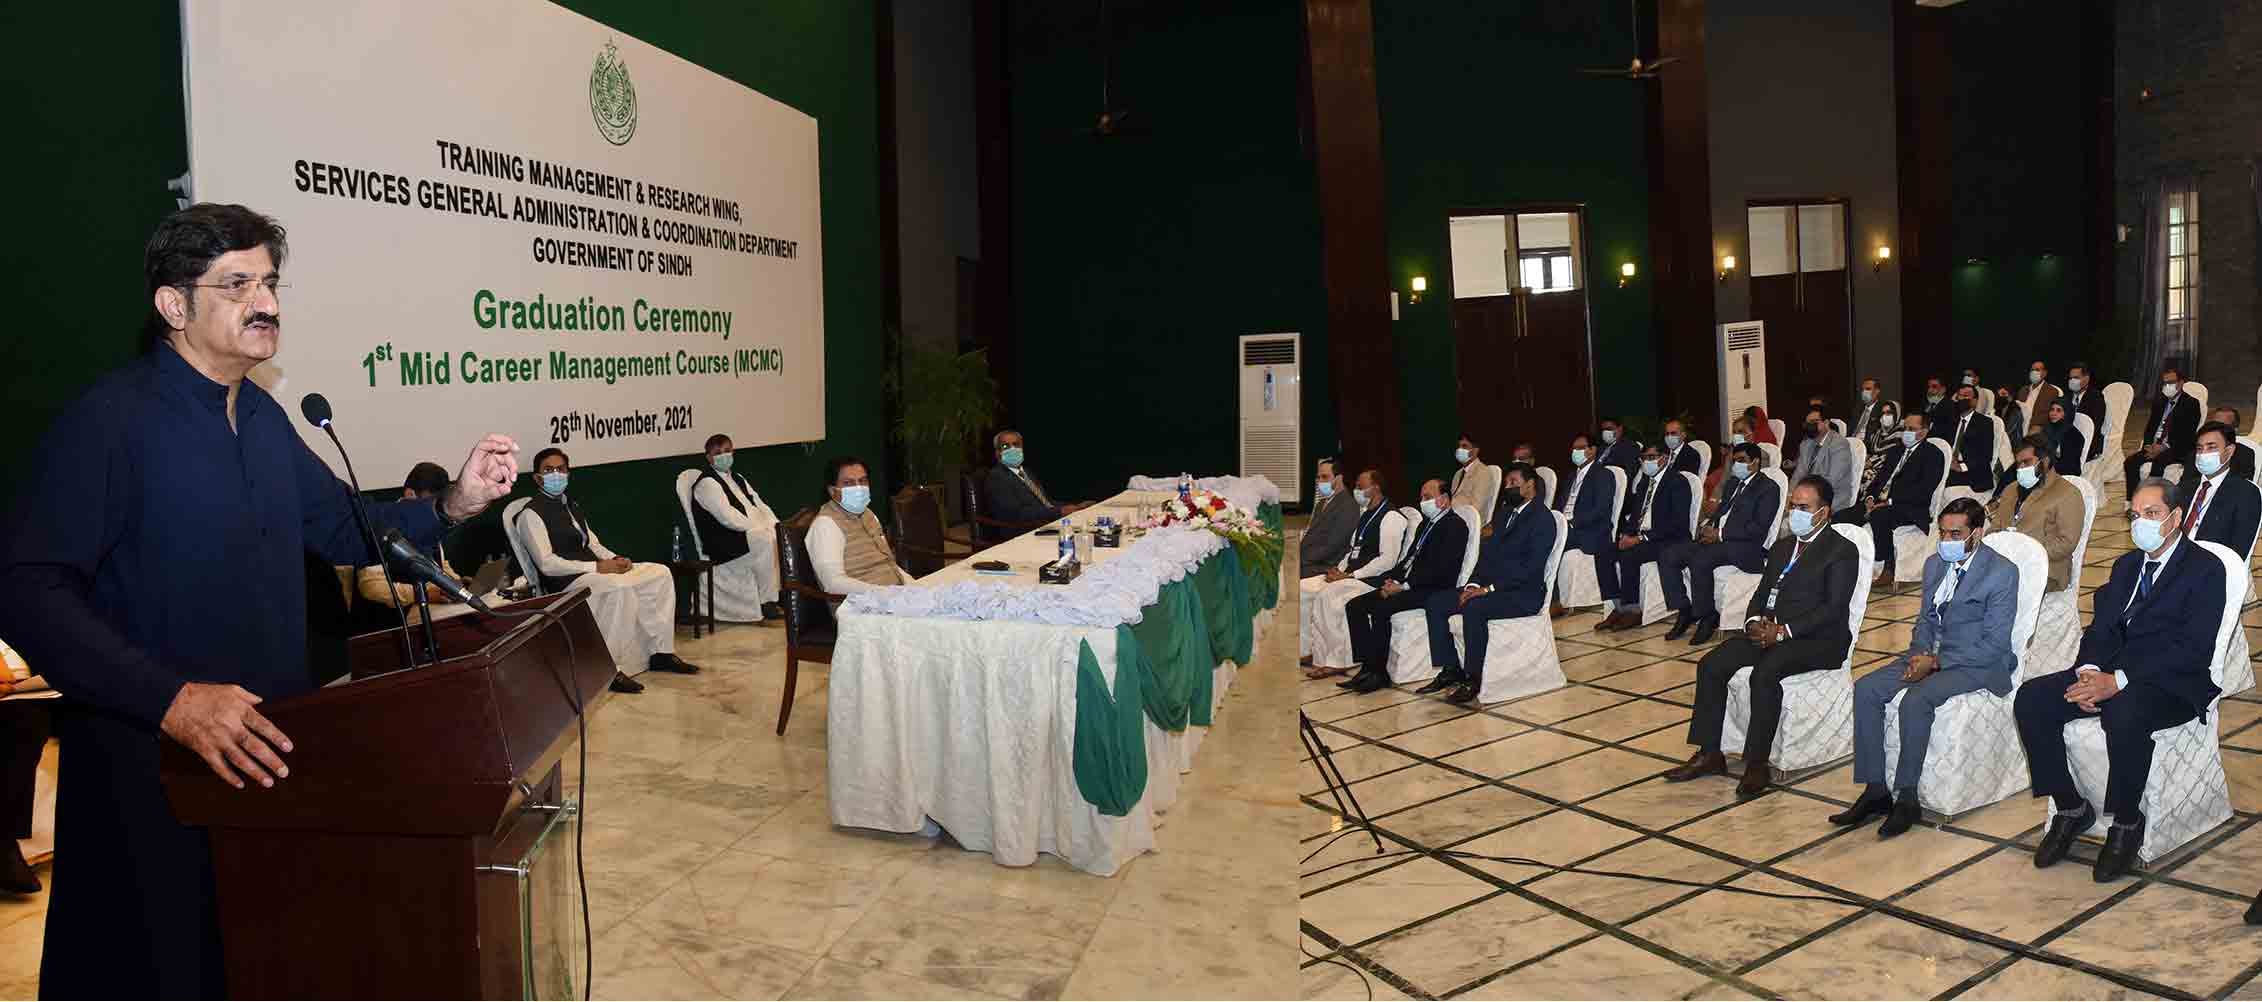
left=0, top=345, right=445, bottom=998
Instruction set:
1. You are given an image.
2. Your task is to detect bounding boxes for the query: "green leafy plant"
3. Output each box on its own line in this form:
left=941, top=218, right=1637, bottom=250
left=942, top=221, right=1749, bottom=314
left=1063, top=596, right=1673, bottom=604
left=888, top=344, right=1002, bottom=486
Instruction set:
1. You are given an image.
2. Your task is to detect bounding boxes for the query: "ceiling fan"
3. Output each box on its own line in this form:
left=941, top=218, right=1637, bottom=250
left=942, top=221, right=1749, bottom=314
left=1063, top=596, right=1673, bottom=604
left=1074, top=0, right=1147, bottom=138
left=1577, top=0, right=1680, bottom=80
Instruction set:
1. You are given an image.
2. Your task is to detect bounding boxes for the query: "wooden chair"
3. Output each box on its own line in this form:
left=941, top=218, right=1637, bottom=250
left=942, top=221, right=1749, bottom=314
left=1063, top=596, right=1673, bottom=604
left=890, top=484, right=973, bottom=577
left=774, top=508, right=843, bottom=735
left=959, top=467, right=1055, bottom=547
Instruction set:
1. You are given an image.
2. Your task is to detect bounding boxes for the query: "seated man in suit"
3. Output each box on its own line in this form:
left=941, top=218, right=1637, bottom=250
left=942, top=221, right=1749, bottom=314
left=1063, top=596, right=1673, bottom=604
left=2176, top=421, right=2262, bottom=560
left=2015, top=477, right=2226, bottom=881
left=1595, top=443, right=1695, bottom=631
left=1340, top=478, right=1469, bottom=693
left=982, top=429, right=1087, bottom=533
left=1550, top=434, right=1616, bottom=617
left=2018, top=360, right=2061, bottom=435
left=1301, top=469, right=1408, bottom=679
left=1791, top=408, right=1856, bottom=513
left=1840, top=413, right=1947, bottom=583
left=2123, top=367, right=2202, bottom=500
left=516, top=448, right=700, bottom=694
left=1418, top=463, right=1557, bottom=703
left=2063, top=363, right=2109, bottom=461
left=1448, top=434, right=1501, bottom=529
left=1666, top=476, right=1860, bottom=798
left=1942, top=385, right=1997, bottom=492
left=689, top=434, right=784, bottom=624
left=1923, top=375, right=1959, bottom=438
left=1658, top=418, right=1702, bottom=477
left=1987, top=435, right=2084, bottom=593
left=1839, top=498, right=2019, bottom=836
left=1597, top=418, right=1641, bottom=476
left=807, top=455, right=914, bottom=597
left=2202, top=407, right=2257, bottom=483
left=1300, top=458, right=1359, bottom=581
left=1659, top=443, right=1782, bottom=645
left=357, top=461, right=471, bottom=625
left=1850, top=377, right=1892, bottom=444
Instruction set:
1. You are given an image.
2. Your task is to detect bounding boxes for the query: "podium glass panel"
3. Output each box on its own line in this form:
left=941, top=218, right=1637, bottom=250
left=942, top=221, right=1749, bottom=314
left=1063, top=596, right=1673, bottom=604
left=512, top=799, right=585, bottom=1000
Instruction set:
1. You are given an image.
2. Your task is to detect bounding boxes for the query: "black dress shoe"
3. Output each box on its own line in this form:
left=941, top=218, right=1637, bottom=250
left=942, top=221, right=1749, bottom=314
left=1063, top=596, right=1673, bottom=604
left=1348, top=669, right=1392, bottom=694
left=1826, top=788, right=1893, bottom=827
left=649, top=653, right=701, bottom=674
left=1335, top=668, right=1369, bottom=690
left=1445, top=683, right=1481, bottom=705
left=1664, top=750, right=1728, bottom=782
left=1877, top=795, right=1922, bottom=839
left=1662, top=611, right=1694, bottom=642
left=2094, top=820, right=2144, bottom=882
left=1415, top=672, right=1464, bottom=695
left=2035, top=803, right=2095, bottom=868
left=1689, top=615, right=1719, bottom=646
left=1735, top=757, right=1772, bottom=799
left=2244, top=888, right=2262, bottom=925
left=761, top=601, right=785, bottom=620
left=609, top=671, right=646, bottom=694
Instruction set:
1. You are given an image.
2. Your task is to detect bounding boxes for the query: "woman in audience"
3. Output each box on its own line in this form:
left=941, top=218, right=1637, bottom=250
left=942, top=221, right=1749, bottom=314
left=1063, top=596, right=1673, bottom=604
left=0, top=643, right=49, bottom=894
left=1743, top=406, right=1777, bottom=445
left=2043, top=398, right=2086, bottom=475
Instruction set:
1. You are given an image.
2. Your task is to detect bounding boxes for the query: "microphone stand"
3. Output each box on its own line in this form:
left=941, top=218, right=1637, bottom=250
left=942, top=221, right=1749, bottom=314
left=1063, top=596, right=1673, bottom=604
left=317, top=424, right=420, bottom=670
left=407, top=575, right=441, bottom=666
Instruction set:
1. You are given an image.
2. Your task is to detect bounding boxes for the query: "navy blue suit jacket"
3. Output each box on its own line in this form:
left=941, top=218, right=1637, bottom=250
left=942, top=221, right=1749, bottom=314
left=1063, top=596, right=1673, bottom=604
left=2078, top=541, right=2227, bottom=715
left=1940, top=411, right=1997, bottom=490
left=1469, top=501, right=1556, bottom=617
left=1360, top=508, right=1469, bottom=592
left=983, top=464, right=1063, bottom=525
left=1554, top=464, right=1617, bottom=553
left=1619, top=470, right=1693, bottom=546
left=1597, top=438, right=1641, bottom=477
left=1710, top=473, right=1780, bottom=546
left=1661, top=443, right=1703, bottom=478
left=2178, top=473, right=2262, bottom=560
left=1863, top=439, right=1947, bottom=531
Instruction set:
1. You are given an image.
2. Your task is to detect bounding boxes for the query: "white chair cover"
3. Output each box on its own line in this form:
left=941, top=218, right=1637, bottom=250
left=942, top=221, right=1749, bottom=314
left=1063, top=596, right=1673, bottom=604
left=1769, top=418, right=1787, bottom=446
left=2027, top=476, right=2099, bottom=677
left=1397, top=506, right=1422, bottom=552
left=1720, top=522, right=1874, bottom=771
left=1536, top=467, right=1559, bottom=509
left=2216, top=493, right=2261, bottom=696
left=1892, top=441, right=1954, bottom=582
left=1455, top=511, right=1570, bottom=703
left=1639, top=472, right=1705, bottom=625
left=1758, top=441, right=1783, bottom=471
left=2075, top=413, right=2108, bottom=483
left=1990, top=413, right=2014, bottom=476
left=2011, top=400, right=2032, bottom=439
left=1713, top=469, right=1791, bottom=619
left=1386, top=505, right=1483, bottom=684
left=2185, top=380, right=2211, bottom=415
left=2243, top=438, right=2262, bottom=487
left=1830, top=418, right=1848, bottom=438
left=2046, top=540, right=2242, bottom=862
left=1846, top=439, right=1868, bottom=495
left=2251, top=385, right=2262, bottom=439
left=1879, top=531, right=2048, bottom=816
left=1555, top=467, right=1628, bottom=608
left=2101, top=382, right=2135, bottom=485
left=673, top=469, right=711, bottom=560
left=501, top=498, right=546, bottom=595
left=1690, top=440, right=1713, bottom=481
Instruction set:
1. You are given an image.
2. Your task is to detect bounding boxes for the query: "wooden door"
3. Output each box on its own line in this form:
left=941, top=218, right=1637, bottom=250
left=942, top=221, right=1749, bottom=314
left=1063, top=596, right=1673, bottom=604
left=1517, top=287, right=1596, bottom=468
left=1745, top=201, right=1852, bottom=419
left=1452, top=293, right=1524, bottom=461
left=1447, top=207, right=1596, bottom=485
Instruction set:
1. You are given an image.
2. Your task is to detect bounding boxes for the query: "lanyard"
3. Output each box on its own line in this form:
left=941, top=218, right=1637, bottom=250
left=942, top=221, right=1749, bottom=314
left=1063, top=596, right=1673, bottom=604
left=1766, top=538, right=1809, bottom=611
left=1346, top=502, right=1386, bottom=560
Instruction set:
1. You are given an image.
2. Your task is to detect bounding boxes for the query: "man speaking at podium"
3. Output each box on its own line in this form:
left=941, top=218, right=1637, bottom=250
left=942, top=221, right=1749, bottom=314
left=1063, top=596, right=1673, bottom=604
left=0, top=204, right=521, bottom=997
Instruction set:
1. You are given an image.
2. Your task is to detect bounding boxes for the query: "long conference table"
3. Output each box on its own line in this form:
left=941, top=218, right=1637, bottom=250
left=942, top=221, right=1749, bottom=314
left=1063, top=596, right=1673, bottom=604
left=826, top=477, right=1284, bottom=875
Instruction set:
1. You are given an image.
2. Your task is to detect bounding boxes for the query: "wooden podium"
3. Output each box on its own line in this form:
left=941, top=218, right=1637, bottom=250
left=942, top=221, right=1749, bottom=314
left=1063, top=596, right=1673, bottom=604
left=159, top=591, right=616, bottom=999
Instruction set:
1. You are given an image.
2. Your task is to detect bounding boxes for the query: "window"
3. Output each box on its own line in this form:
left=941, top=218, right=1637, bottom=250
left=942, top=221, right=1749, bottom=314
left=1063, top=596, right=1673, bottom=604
left=1517, top=250, right=1575, bottom=292
left=1448, top=211, right=1583, bottom=298
left=2167, top=190, right=2198, bottom=323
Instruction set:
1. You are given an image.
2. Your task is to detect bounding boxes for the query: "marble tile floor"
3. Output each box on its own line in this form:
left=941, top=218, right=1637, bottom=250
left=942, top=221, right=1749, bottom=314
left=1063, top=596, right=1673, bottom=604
left=1300, top=498, right=2262, bottom=1000
left=0, top=578, right=1307, bottom=1000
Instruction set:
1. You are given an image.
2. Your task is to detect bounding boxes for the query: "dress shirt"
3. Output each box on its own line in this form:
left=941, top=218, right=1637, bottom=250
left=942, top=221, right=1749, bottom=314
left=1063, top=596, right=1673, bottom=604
left=1562, top=464, right=1590, bottom=511
left=694, top=473, right=780, bottom=535
left=1635, top=475, right=1660, bottom=533
left=2085, top=536, right=2182, bottom=691
left=1340, top=503, right=1408, bottom=578
left=1013, top=466, right=1054, bottom=507
left=2188, top=467, right=2230, bottom=535
left=1750, top=528, right=1824, bottom=637
left=807, top=510, right=912, bottom=595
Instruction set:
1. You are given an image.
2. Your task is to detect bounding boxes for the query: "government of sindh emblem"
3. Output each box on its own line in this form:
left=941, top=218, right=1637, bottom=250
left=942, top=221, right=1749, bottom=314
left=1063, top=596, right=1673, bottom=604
left=589, top=41, right=637, bottom=146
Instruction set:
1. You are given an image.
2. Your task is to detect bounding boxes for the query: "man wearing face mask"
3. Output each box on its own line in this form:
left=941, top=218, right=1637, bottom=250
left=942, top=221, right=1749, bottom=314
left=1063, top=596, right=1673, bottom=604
left=2017, top=361, right=2061, bottom=435
left=1850, top=378, right=1893, bottom=445
left=1667, top=476, right=1859, bottom=798
left=982, top=430, right=1086, bottom=536
left=808, top=456, right=912, bottom=597
left=1299, top=458, right=1359, bottom=578
left=2015, top=477, right=2226, bottom=881
left=2062, top=363, right=2109, bottom=462
left=1791, top=408, right=1855, bottom=515
left=1923, top=376, right=1959, bottom=438
left=2122, top=367, right=2201, bottom=501
left=1301, top=470, right=1407, bottom=679
left=2201, top=406, right=2256, bottom=483
left=1551, top=434, right=1614, bottom=618
left=1838, top=414, right=1947, bottom=583
left=1658, top=418, right=1702, bottom=477
left=1941, top=385, right=1999, bottom=492
left=1838, top=499, right=2018, bottom=837
left=1986, top=436, right=2084, bottom=592
left=1659, top=442, right=1782, bottom=644
left=1419, top=463, right=1557, bottom=703
left=1596, top=419, right=1641, bottom=476
left=2173, top=422, right=2262, bottom=559
left=1448, top=435, right=1501, bottom=530
left=517, top=448, right=700, bottom=695
left=1594, top=443, right=1695, bottom=632
left=1339, top=479, right=1469, bottom=694
left=690, top=434, right=784, bottom=624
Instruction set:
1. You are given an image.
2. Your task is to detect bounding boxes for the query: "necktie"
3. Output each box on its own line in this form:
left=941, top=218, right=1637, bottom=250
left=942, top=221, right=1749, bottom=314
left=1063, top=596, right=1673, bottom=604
left=2157, top=401, right=2173, bottom=442
left=2135, top=560, right=2161, bottom=605
left=2192, top=479, right=2214, bottom=530
left=1019, top=469, right=1054, bottom=507
left=1637, top=477, right=1657, bottom=526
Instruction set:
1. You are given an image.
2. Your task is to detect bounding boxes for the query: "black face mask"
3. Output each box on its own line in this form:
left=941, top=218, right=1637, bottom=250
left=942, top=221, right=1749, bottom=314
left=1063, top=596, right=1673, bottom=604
left=1807, top=424, right=1823, bottom=439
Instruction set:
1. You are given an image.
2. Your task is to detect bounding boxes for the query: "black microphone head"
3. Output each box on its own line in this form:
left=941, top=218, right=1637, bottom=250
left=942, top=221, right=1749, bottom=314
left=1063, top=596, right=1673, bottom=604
left=300, top=393, right=333, bottom=428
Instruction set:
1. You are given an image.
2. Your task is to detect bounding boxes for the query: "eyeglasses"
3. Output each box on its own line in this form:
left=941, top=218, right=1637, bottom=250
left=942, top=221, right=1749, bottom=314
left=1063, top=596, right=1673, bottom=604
left=181, top=275, right=287, bottom=302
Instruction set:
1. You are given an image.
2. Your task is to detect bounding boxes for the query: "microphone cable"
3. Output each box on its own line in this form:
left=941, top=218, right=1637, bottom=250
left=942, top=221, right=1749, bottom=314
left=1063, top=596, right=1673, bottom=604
left=486, top=603, right=593, bottom=1000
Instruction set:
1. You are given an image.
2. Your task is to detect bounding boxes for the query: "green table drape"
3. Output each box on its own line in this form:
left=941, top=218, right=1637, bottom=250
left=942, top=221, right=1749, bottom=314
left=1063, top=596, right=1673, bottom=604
left=1072, top=636, right=1148, bottom=817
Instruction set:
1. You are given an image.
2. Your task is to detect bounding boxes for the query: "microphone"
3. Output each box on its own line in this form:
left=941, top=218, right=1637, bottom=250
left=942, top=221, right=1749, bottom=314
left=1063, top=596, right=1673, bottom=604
left=299, top=393, right=425, bottom=667
left=382, top=528, right=494, bottom=614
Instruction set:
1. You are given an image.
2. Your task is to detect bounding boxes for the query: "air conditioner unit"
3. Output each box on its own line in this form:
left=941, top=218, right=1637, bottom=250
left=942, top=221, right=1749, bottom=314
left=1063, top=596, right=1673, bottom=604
left=1238, top=333, right=1301, bottom=502
left=1717, top=320, right=1768, bottom=439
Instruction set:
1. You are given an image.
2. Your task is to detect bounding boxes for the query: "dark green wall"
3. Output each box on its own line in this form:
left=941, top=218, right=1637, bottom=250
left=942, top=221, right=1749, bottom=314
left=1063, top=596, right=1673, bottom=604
left=1006, top=0, right=1329, bottom=504
left=1373, top=0, right=1654, bottom=478
left=0, top=2, right=886, bottom=564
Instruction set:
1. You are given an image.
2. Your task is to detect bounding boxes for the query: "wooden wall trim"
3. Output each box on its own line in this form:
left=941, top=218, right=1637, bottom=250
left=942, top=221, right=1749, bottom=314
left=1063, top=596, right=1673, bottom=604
left=1644, top=0, right=1720, bottom=433
left=1894, top=0, right=1952, bottom=401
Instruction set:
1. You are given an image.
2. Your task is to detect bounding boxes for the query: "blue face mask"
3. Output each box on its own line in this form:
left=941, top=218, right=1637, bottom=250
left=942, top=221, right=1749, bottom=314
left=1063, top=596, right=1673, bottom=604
left=1419, top=497, right=1442, bottom=520
left=2016, top=464, right=2040, bottom=489
left=711, top=452, right=734, bottom=474
left=2198, top=451, right=2225, bottom=476
left=1000, top=446, right=1025, bottom=468
left=2132, top=517, right=2167, bottom=552
left=1455, top=447, right=1471, bottom=464
left=1641, top=459, right=1660, bottom=479
left=1901, top=430, right=1919, bottom=448
left=1730, top=461, right=1750, bottom=481
left=1353, top=487, right=1370, bottom=507
left=1570, top=448, right=1588, bottom=466
left=1861, top=389, right=1875, bottom=403
left=539, top=471, right=569, bottom=496
left=1316, top=480, right=1335, bottom=499
left=1729, top=433, right=1745, bottom=446
left=839, top=484, right=872, bottom=515
left=1663, top=434, right=1682, bottom=450
left=1937, top=538, right=1967, bottom=563
left=1787, top=509, right=1817, bottom=536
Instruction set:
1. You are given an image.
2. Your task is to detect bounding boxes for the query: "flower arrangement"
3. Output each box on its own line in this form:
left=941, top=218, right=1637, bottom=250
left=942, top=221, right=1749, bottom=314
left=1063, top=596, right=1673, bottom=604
left=1142, top=490, right=1282, bottom=573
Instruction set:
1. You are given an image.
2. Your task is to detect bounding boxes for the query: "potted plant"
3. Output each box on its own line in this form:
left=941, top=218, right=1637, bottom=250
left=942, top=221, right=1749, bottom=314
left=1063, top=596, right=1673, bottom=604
left=888, top=343, right=1003, bottom=493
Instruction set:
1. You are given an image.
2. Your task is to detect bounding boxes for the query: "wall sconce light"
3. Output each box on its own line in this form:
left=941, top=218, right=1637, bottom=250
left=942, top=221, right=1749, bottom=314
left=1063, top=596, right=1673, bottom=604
left=1618, top=261, right=1637, bottom=288
left=1872, top=245, right=1892, bottom=272
left=1408, top=275, right=1427, bottom=305
left=1717, top=255, right=1737, bottom=283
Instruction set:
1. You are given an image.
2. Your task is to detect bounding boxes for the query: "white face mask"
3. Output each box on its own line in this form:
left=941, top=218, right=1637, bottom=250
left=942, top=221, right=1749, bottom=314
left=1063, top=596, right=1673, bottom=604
left=1353, top=487, right=1370, bottom=507
left=1663, top=433, right=1682, bottom=450
left=2132, top=516, right=2169, bottom=552
left=2164, top=383, right=2180, bottom=398
left=2067, top=377, right=2084, bottom=392
left=1901, top=429, right=1919, bottom=448
left=1730, top=461, right=1750, bottom=481
left=1963, top=375, right=1977, bottom=386
left=2198, top=451, right=2225, bottom=476
left=2016, top=464, right=2040, bottom=489
left=1861, top=389, right=1875, bottom=403
left=2029, top=371, right=2044, bottom=385
left=1419, top=497, right=1442, bottom=520
left=1730, top=433, right=1745, bottom=446
left=1455, top=447, right=1471, bottom=464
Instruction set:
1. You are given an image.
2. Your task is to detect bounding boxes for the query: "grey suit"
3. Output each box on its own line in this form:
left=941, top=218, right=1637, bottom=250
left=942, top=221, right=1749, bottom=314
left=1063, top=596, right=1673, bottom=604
left=1852, top=545, right=2020, bottom=792
left=1299, top=489, right=1360, bottom=571
left=1791, top=430, right=1857, bottom=511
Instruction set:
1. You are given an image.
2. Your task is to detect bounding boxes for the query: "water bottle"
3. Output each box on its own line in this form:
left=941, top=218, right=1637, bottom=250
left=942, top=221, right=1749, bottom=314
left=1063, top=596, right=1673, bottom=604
left=1058, top=518, right=1076, bottom=564
left=671, top=525, right=687, bottom=562
left=1178, top=473, right=1193, bottom=502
